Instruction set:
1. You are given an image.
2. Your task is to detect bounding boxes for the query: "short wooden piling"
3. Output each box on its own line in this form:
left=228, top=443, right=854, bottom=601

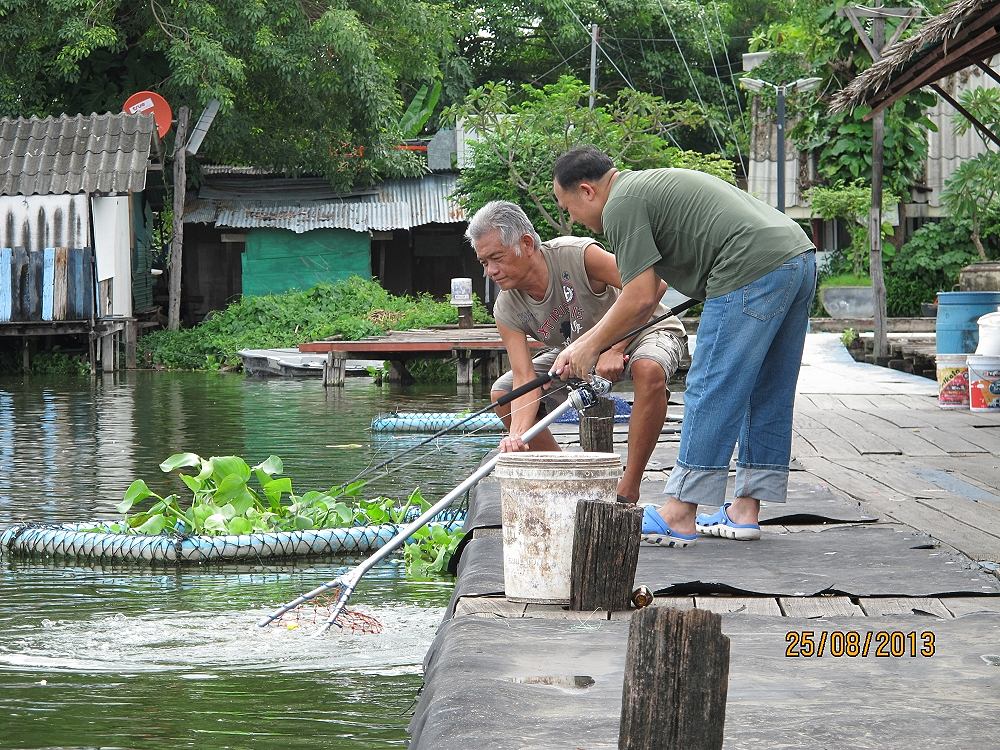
left=580, top=395, right=615, bottom=453
left=619, top=607, right=730, bottom=750
left=569, top=499, right=642, bottom=612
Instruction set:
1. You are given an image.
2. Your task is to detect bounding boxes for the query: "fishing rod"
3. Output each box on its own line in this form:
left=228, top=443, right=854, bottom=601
left=258, top=374, right=613, bottom=634
left=345, top=296, right=698, bottom=486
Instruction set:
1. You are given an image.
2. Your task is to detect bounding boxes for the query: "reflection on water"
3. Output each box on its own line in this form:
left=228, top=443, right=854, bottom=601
left=0, top=372, right=496, bottom=749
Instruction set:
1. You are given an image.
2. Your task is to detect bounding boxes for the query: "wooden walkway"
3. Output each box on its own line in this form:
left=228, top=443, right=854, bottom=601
left=458, top=332, right=1000, bottom=616
left=300, top=325, right=544, bottom=385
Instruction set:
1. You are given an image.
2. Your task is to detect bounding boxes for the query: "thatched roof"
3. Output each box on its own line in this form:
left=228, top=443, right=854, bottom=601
left=830, top=0, right=1000, bottom=113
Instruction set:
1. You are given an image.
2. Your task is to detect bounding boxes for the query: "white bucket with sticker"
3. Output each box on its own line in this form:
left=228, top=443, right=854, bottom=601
left=968, top=354, right=1000, bottom=412
left=494, top=452, right=621, bottom=604
left=936, top=353, right=969, bottom=410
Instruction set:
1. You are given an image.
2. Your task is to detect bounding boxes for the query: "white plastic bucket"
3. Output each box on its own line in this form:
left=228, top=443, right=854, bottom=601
left=975, top=306, right=1000, bottom=355
left=968, top=355, right=1000, bottom=412
left=494, top=452, right=622, bottom=604
left=936, top=353, right=969, bottom=410
left=450, top=277, right=473, bottom=306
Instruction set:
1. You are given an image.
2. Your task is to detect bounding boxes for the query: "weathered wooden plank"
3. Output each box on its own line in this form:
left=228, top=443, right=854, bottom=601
left=916, top=496, right=1000, bottom=542
left=0, top=247, right=10, bottom=322
left=865, top=408, right=936, bottom=429
left=920, top=456, right=1000, bottom=493
left=795, top=428, right=862, bottom=458
left=941, top=597, right=1000, bottom=617
left=803, top=393, right=845, bottom=411
left=570, top=499, right=641, bottom=613
left=837, top=410, right=948, bottom=456
left=695, top=597, right=782, bottom=615
left=21, top=249, right=42, bottom=321
left=791, top=431, right=820, bottom=457
left=858, top=598, right=953, bottom=618
left=910, top=426, right=988, bottom=454
left=453, top=596, right=526, bottom=619
left=52, top=246, right=68, bottom=320
left=41, top=247, right=54, bottom=321
left=779, top=597, right=864, bottom=617
left=810, top=411, right=901, bottom=455
left=80, top=247, right=94, bottom=318
left=797, top=456, right=907, bottom=506
left=835, top=457, right=947, bottom=498
left=523, top=603, right=611, bottom=620
left=610, top=597, right=698, bottom=619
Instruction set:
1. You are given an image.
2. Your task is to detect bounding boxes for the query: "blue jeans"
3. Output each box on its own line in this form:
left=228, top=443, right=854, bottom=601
left=666, top=250, right=817, bottom=506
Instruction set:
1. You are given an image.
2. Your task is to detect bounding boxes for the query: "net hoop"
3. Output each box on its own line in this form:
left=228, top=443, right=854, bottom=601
left=0, top=519, right=463, bottom=564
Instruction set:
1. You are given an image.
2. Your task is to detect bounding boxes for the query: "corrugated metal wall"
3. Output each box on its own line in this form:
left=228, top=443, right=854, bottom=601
left=241, top=228, right=371, bottom=297
left=0, top=194, right=90, bottom=250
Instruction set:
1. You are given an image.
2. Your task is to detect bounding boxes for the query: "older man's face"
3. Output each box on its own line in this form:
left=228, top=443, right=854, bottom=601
left=474, top=230, right=532, bottom=291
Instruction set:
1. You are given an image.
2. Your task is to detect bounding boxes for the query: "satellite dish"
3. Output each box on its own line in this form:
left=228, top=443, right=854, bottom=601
left=123, top=91, right=173, bottom=138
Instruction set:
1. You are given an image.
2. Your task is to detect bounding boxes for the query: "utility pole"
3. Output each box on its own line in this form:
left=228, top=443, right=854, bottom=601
left=842, top=3, right=918, bottom=359
left=589, top=24, right=599, bottom=109
left=167, top=106, right=190, bottom=331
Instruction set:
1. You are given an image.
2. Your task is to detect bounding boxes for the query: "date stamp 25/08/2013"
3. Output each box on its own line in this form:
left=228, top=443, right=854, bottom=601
left=785, top=630, right=936, bottom=658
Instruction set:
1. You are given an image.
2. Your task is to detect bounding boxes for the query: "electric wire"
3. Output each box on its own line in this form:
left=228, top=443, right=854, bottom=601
left=654, top=0, right=728, bottom=156
left=698, top=8, right=746, bottom=173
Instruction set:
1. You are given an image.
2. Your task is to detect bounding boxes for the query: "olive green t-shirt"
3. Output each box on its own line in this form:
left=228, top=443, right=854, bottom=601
left=602, top=169, right=815, bottom=300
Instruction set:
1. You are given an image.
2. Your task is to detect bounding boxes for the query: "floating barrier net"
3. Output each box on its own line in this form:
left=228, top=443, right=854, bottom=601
left=371, top=412, right=506, bottom=433
left=0, top=511, right=465, bottom=564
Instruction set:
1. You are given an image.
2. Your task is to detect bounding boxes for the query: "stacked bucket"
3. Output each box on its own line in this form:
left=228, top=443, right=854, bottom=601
left=935, top=292, right=1000, bottom=412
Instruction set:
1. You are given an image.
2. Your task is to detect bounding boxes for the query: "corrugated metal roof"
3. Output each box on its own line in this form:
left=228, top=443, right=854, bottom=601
left=186, top=173, right=465, bottom=233
left=0, top=112, right=156, bottom=196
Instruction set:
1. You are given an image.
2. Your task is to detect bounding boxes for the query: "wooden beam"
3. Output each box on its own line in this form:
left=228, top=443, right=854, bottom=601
left=931, top=82, right=1000, bottom=148
left=867, top=12, right=1000, bottom=113
left=167, top=106, right=190, bottom=331
left=973, top=58, right=1000, bottom=87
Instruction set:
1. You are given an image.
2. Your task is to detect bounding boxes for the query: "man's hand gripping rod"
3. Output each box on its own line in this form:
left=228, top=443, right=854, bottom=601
left=256, top=375, right=613, bottom=635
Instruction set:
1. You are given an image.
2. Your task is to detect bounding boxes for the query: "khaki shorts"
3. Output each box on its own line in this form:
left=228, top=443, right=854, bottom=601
left=491, top=330, right=687, bottom=414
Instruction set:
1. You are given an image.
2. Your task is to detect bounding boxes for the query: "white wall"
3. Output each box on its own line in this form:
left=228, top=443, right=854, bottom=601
left=91, top=195, right=133, bottom=316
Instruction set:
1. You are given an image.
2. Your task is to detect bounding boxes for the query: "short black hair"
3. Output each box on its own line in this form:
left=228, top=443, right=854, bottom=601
left=553, top=146, right=615, bottom=188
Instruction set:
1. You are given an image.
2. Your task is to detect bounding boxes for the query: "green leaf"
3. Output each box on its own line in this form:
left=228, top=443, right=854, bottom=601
left=400, top=80, right=442, bottom=138
left=264, top=477, right=293, bottom=503
left=219, top=503, right=237, bottom=520
left=230, top=489, right=257, bottom=516
left=117, top=479, right=153, bottom=513
left=205, top=513, right=229, bottom=533
left=159, top=453, right=201, bottom=473
left=179, top=473, right=203, bottom=493
left=136, top=514, right=170, bottom=535
left=210, top=456, right=252, bottom=484
left=253, top=455, right=283, bottom=477
left=227, top=517, right=253, bottom=535
left=294, top=514, right=314, bottom=530
left=214, top=473, right=249, bottom=504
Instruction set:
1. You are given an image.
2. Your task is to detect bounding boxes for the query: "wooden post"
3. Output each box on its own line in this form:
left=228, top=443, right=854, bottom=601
left=457, top=305, right=473, bottom=328
left=167, top=106, right=190, bottom=331
left=580, top=395, right=615, bottom=452
left=323, top=351, right=347, bottom=387
left=569, top=499, right=641, bottom=612
left=21, top=337, right=29, bottom=374
left=456, top=349, right=473, bottom=385
left=842, top=3, right=917, bottom=360
left=619, top=608, right=730, bottom=750
left=124, top=318, right=137, bottom=369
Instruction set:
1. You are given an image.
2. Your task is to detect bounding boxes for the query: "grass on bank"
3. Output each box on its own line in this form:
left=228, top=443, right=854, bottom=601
left=140, top=276, right=493, bottom=371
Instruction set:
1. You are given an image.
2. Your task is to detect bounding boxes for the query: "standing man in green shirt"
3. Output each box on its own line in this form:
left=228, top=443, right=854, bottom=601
left=550, top=146, right=816, bottom=547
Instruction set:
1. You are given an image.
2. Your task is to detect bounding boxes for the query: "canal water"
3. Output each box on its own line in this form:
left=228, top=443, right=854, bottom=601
left=0, top=373, right=498, bottom=749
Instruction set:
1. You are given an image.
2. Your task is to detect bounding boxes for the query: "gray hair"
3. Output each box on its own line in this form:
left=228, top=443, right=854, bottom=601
left=465, top=200, right=541, bottom=255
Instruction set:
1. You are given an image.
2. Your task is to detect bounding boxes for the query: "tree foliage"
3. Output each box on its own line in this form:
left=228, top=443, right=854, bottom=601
left=448, top=0, right=753, bottom=164
left=0, top=0, right=457, bottom=187
left=744, top=1, right=936, bottom=198
left=444, top=76, right=734, bottom=235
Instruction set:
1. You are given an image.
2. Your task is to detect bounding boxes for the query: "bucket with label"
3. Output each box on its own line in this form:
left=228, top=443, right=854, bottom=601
left=494, top=452, right=621, bottom=604
left=975, top=306, right=1000, bottom=356
left=936, top=353, right=969, bottom=409
left=968, top=355, right=1000, bottom=412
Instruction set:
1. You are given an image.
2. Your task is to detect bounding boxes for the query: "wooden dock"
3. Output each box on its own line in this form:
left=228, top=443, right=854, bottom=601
left=300, top=325, right=544, bottom=386
left=412, top=331, right=1000, bottom=749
